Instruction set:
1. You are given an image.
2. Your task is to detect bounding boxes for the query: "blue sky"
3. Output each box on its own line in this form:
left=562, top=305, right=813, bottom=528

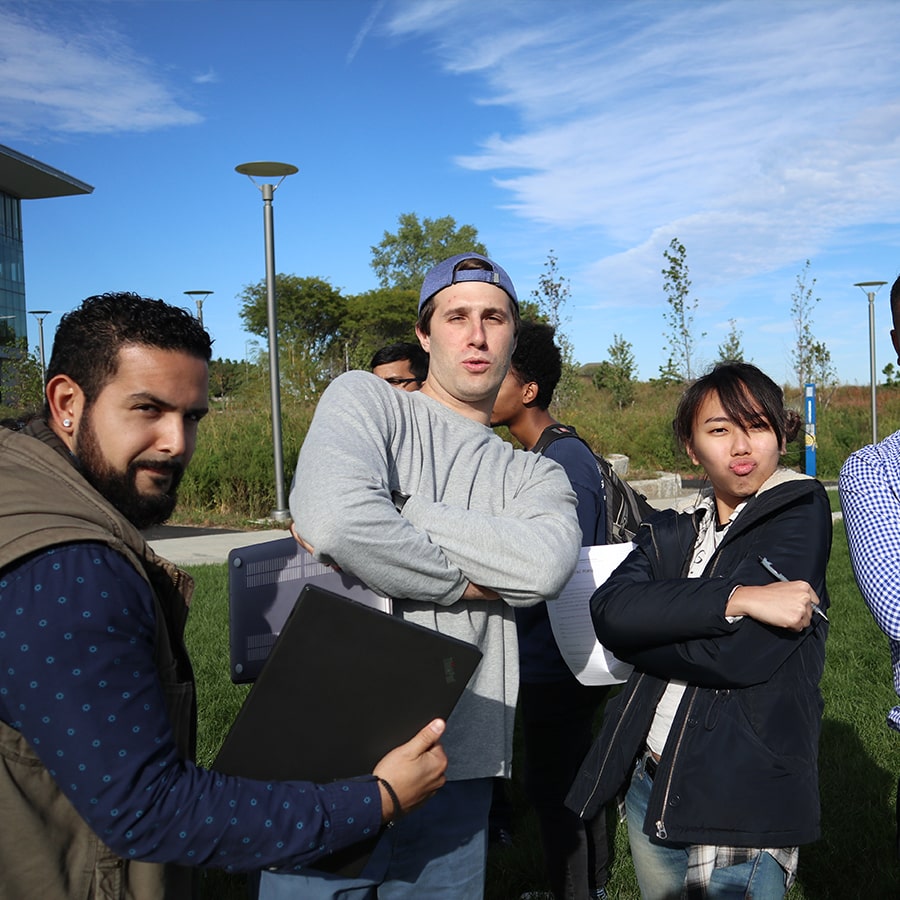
left=5, top=0, right=900, bottom=386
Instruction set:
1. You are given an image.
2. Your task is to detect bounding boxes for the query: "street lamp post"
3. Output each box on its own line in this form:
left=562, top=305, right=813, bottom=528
left=235, top=161, right=298, bottom=521
left=183, top=291, right=213, bottom=329
left=28, top=310, right=52, bottom=386
left=854, top=281, right=888, bottom=445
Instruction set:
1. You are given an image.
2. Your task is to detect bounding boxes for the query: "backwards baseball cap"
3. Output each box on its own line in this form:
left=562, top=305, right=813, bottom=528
left=419, top=253, right=518, bottom=312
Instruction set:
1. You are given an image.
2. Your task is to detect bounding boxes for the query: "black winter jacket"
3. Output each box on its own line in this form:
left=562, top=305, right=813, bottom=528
left=566, top=470, right=831, bottom=848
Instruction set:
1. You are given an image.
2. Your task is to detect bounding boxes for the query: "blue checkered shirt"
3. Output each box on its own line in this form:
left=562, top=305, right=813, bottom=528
left=840, top=430, right=900, bottom=733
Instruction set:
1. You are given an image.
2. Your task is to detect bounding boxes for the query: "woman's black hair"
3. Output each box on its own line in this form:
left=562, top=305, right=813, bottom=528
left=673, top=362, right=802, bottom=451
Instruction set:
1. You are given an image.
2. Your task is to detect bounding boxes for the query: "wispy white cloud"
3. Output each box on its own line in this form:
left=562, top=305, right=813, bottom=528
left=387, top=0, right=900, bottom=310
left=0, top=5, right=202, bottom=137
left=193, top=68, right=218, bottom=85
left=347, top=0, right=387, bottom=65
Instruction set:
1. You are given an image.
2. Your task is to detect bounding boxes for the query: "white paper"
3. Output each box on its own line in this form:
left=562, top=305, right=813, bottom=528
left=546, top=543, right=635, bottom=686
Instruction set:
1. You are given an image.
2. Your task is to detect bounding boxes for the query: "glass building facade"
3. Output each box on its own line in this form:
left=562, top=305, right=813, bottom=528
left=0, top=145, right=92, bottom=401
left=0, top=190, right=25, bottom=342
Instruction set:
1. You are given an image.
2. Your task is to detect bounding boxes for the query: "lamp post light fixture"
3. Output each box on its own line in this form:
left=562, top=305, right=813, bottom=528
left=28, top=310, right=52, bottom=386
left=184, top=291, right=213, bottom=328
left=235, top=160, right=298, bottom=521
left=854, top=281, right=888, bottom=446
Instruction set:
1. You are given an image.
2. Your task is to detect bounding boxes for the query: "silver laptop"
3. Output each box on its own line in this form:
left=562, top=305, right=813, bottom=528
left=227, top=536, right=389, bottom=683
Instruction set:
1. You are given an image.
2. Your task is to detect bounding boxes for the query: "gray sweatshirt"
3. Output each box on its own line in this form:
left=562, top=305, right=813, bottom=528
left=289, top=371, right=581, bottom=779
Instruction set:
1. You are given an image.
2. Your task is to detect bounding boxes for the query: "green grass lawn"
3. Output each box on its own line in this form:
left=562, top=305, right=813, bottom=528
left=184, top=524, right=899, bottom=899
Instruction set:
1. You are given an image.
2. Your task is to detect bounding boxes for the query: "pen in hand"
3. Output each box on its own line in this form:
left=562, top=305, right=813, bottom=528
left=757, top=555, right=828, bottom=621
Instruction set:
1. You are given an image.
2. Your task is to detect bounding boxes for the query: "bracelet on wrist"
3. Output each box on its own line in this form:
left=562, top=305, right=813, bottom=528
left=376, top=775, right=403, bottom=825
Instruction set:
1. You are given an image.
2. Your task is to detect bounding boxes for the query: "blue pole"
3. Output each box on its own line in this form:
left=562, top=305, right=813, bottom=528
left=804, top=382, right=817, bottom=477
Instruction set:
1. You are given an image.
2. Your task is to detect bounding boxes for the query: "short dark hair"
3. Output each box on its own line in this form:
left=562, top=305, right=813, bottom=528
left=45, top=292, right=212, bottom=411
left=369, top=341, right=429, bottom=382
left=417, top=257, right=520, bottom=337
left=508, top=321, right=561, bottom=410
left=673, top=361, right=801, bottom=451
left=890, top=274, right=900, bottom=331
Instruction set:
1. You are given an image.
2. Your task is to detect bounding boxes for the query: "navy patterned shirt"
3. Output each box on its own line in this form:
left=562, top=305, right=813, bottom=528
left=0, top=543, right=382, bottom=870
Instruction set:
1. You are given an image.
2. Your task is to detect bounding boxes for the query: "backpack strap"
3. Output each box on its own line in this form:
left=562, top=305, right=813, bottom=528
left=531, top=424, right=586, bottom=456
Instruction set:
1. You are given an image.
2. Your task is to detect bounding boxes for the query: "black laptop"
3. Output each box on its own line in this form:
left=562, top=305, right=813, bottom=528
left=213, top=584, right=483, bottom=876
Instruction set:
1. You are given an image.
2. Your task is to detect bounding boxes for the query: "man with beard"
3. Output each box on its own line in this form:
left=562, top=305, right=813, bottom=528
left=0, top=293, right=448, bottom=900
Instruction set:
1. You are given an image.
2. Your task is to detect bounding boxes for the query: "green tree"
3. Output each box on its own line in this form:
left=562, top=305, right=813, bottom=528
left=660, top=238, right=704, bottom=382
left=790, top=260, right=835, bottom=396
left=370, top=213, right=487, bottom=290
left=791, top=260, right=816, bottom=389
left=593, top=333, right=636, bottom=409
left=652, top=356, right=683, bottom=386
left=883, top=362, right=899, bottom=387
left=810, top=339, right=838, bottom=408
left=238, top=274, right=346, bottom=396
left=716, top=318, right=745, bottom=363
left=339, top=287, right=420, bottom=371
left=0, top=337, right=42, bottom=417
left=528, top=251, right=568, bottom=329
left=239, top=274, right=345, bottom=357
left=526, top=251, right=580, bottom=405
left=209, top=358, right=246, bottom=403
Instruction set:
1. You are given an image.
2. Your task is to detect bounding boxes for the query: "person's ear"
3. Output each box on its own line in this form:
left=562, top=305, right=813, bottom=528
left=521, top=381, right=539, bottom=405
left=46, top=374, right=85, bottom=449
left=685, top=441, right=701, bottom=466
left=415, top=324, right=430, bottom=354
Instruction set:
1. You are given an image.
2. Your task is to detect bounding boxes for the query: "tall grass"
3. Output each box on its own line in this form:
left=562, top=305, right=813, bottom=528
left=173, top=382, right=900, bottom=525
left=562, top=381, right=900, bottom=479
left=176, top=400, right=314, bottom=523
left=183, top=520, right=899, bottom=899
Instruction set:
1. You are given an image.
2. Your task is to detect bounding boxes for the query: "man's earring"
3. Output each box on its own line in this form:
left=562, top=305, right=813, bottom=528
left=62, top=419, right=72, bottom=428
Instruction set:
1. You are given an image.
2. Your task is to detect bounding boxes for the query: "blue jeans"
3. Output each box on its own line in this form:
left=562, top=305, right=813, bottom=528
left=258, top=778, right=492, bottom=900
left=624, top=757, right=787, bottom=900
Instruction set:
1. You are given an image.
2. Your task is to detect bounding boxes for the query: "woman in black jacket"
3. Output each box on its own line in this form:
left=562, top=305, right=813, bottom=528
left=567, top=362, right=830, bottom=899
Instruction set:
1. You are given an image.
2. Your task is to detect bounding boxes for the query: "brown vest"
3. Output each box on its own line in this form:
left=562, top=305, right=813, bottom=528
left=0, top=422, right=197, bottom=899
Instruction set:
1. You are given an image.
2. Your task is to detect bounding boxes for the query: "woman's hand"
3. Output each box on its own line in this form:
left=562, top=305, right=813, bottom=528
left=726, top=581, right=821, bottom=632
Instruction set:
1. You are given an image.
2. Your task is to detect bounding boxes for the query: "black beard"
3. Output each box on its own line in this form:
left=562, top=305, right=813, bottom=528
left=75, top=414, right=184, bottom=530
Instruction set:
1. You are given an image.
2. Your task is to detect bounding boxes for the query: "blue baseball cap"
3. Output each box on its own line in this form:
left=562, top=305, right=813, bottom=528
left=418, top=253, right=518, bottom=312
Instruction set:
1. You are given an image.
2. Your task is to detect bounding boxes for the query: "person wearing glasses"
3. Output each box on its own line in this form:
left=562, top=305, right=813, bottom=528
left=370, top=341, right=429, bottom=391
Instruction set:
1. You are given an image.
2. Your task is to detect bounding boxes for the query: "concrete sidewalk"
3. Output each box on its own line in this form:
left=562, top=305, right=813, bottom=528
left=145, top=525, right=289, bottom=567
left=145, top=478, right=839, bottom=567
left=144, top=489, right=702, bottom=567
